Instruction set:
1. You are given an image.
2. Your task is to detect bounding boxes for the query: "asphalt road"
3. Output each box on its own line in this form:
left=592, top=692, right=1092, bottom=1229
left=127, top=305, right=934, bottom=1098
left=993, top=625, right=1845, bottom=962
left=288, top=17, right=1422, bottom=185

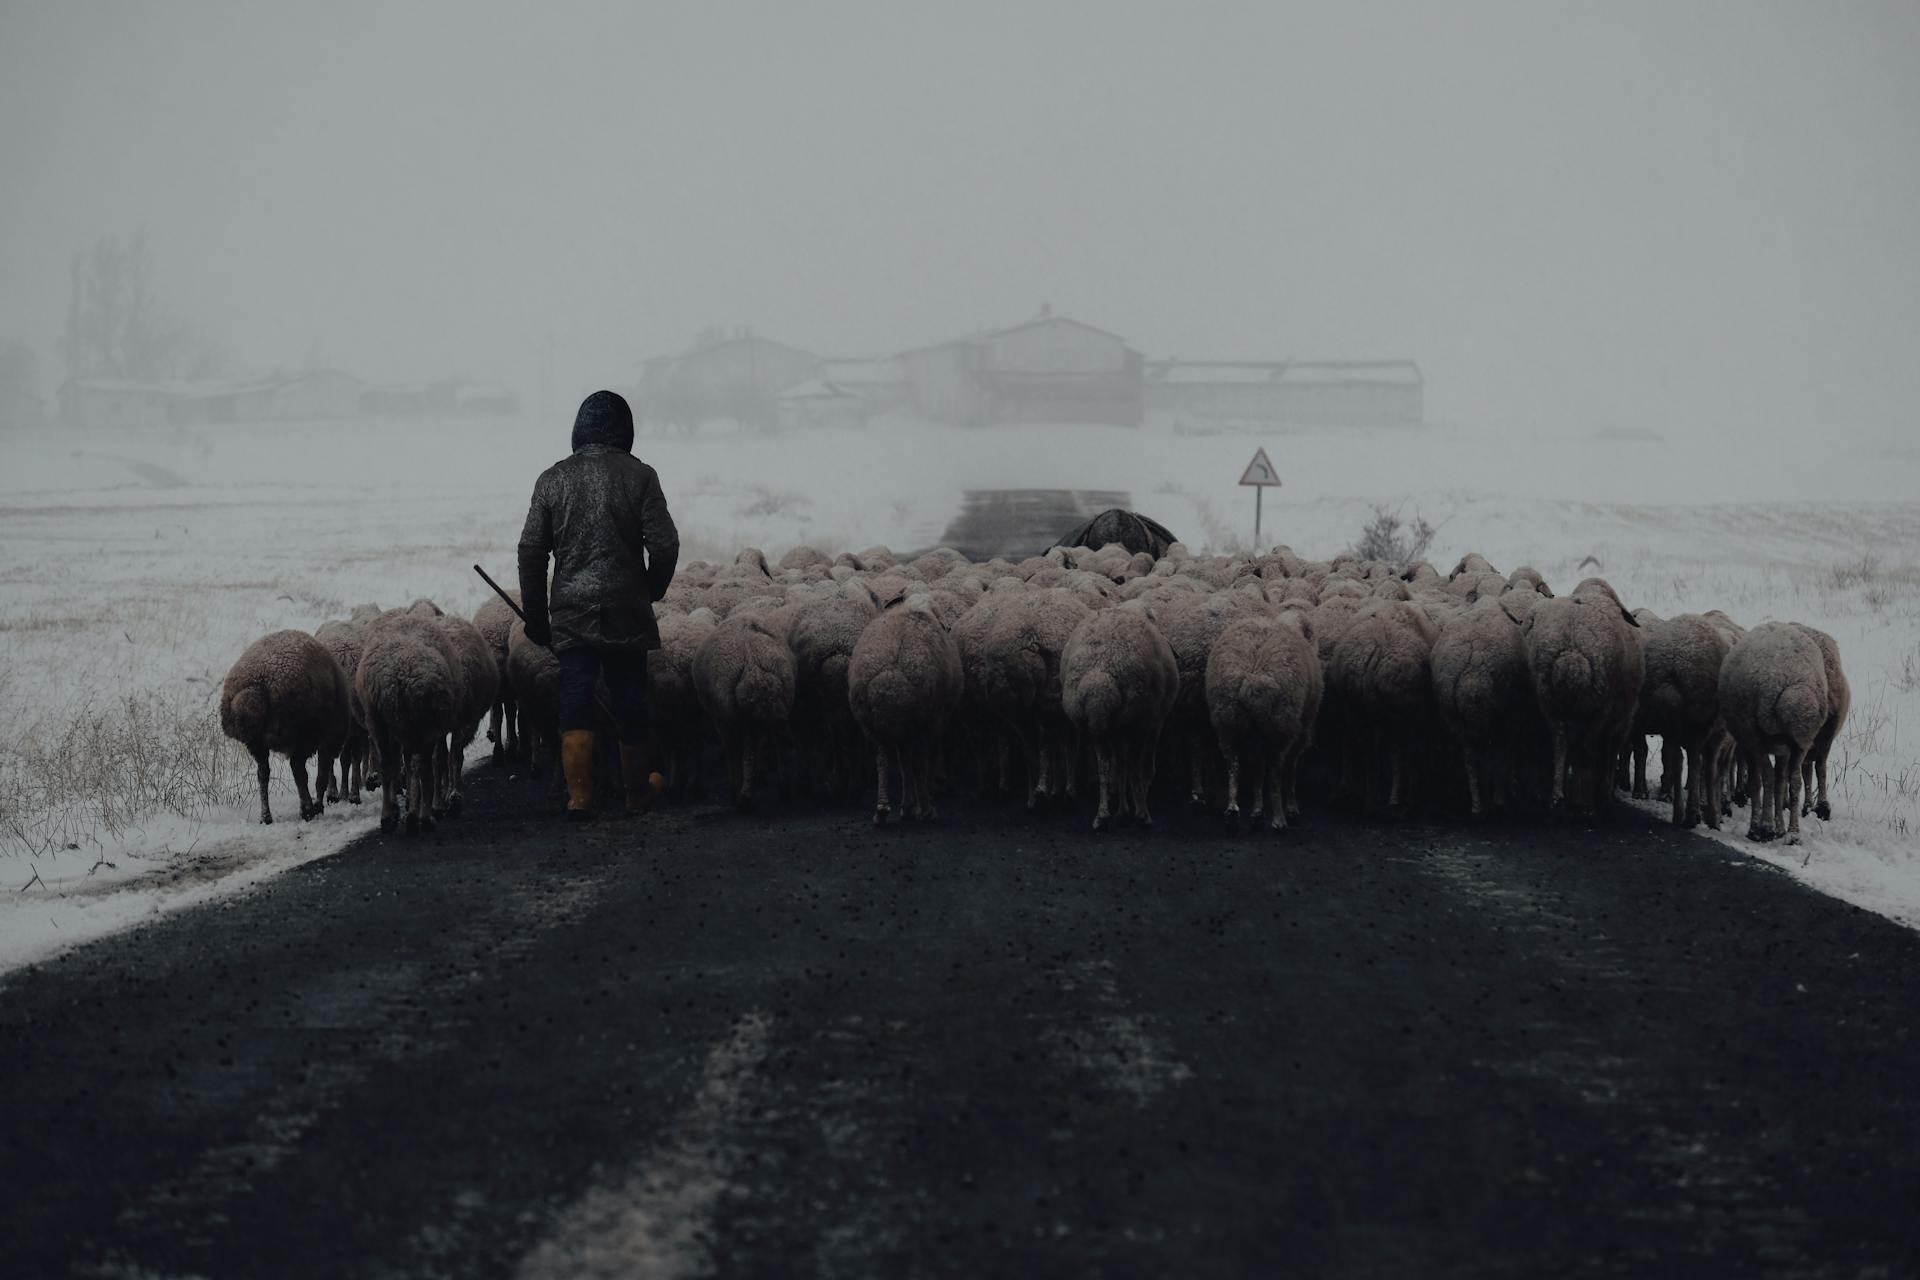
left=3, top=770, right=1917, bottom=1279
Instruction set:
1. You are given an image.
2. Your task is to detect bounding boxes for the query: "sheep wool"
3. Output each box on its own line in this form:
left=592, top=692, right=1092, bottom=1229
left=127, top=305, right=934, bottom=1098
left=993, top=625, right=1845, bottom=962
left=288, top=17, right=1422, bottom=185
left=848, top=598, right=963, bottom=824
left=220, top=629, right=351, bottom=825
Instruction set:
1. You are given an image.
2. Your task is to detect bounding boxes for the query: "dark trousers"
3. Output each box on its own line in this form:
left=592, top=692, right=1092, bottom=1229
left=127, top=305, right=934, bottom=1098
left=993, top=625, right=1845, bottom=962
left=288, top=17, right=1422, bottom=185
left=556, top=647, right=649, bottom=746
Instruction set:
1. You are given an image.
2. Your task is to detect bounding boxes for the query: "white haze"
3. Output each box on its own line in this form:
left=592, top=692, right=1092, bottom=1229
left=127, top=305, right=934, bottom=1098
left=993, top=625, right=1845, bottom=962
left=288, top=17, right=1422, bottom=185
left=2, top=0, right=1918, bottom=439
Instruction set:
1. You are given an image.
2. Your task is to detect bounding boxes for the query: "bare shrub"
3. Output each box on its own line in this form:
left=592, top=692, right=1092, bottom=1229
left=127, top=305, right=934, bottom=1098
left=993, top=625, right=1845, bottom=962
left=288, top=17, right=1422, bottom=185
left=0, top=692, right=255, bottom=857
left=1349, top=504, right=1436, bottom=568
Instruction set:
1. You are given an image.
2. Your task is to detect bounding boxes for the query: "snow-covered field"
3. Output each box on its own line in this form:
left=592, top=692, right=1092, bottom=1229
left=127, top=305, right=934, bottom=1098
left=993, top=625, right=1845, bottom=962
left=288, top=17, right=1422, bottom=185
left=2, top=411, right=1916, bottom=970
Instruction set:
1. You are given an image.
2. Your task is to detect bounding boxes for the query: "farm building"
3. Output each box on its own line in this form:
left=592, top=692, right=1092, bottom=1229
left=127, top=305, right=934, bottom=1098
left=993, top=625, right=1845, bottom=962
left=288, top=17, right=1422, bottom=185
left=636, top=334, right=821, bottom=431
left=896, top=314, right=1144, bottom=427
left=59, top=379, right=179, bottom=428
left=1144, top=359, right=1423, bottom=427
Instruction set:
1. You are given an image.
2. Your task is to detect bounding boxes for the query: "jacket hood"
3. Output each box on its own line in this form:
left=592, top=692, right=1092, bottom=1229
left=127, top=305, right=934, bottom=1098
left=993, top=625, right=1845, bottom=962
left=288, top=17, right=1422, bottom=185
left=571, top=389, right=635, bottom=452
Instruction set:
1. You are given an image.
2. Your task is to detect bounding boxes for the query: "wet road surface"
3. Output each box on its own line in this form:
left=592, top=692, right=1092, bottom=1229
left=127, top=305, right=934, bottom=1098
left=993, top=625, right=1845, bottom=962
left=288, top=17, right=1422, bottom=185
left=3, top=770, right=1917, bottom=1278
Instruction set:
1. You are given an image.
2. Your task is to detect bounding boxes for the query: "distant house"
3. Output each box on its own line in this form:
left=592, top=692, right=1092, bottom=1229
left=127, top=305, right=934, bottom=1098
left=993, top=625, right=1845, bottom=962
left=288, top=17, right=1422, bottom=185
left=453, top=382, right=518, bottom=416
left=897, top=315, right=1145, bottom=427
left=360, top=382, right=451, bottom=416
left=269, top=369, right=363, bottom=421
left=636, top=335, right=821, bottom=431
left=775, top=377, right=867, bottom=431
left=1143, top=359, right=1423, bottom=427
left=59, top=378, right=179, bottom=428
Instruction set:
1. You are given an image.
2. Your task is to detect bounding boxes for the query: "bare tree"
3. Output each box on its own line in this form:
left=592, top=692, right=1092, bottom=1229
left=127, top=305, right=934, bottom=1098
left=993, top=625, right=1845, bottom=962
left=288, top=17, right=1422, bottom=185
left=0, top=339, right=42, bottom=427
left=61, top=232, right=210, bottom=381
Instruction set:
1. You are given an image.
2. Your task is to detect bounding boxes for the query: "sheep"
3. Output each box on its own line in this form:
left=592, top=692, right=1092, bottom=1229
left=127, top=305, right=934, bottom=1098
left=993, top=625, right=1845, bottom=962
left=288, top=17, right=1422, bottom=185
left=649, top=607, right=719, bottom=795
left=788, top=580, right=881, bottom=799
left=692, top=610, right=797, bottom=808
left=355, top=621, right=459, bottom=835
left=1718, top=622, right=1830, bottom=843
left=1155, top=589, right=1275, bottom=808
left=1327, top=599, right=1440, bottom=809
left=220, top=630, right=351, bottom=825
left=1506, top=567, right=1551, bottom=596
left=848, top=597, right=963, bottom=823
left=778, top=545, right=833, bottom=573
left=1204, top=611, right=1322, bottom=831
left=1636, top=614, right=1734, bottom=829
left=433, top=614, right=500, bottom=816
left=361, top=606, right=470, bottom=815
left=1790, top=624, right=1850, bottom=822
left=313, top=618, right=368, bottom=805
left=505, top=617, right=557, bottom=745
left=976, top=588, right=1094, bottom=809
left=472, top=591, right=522, bottom=764
left=1061, top=605, right=1179, bottom=830
left=1429, top=595, right=1538, bottom=817
left=1521, top=578, right=1644, bottom=817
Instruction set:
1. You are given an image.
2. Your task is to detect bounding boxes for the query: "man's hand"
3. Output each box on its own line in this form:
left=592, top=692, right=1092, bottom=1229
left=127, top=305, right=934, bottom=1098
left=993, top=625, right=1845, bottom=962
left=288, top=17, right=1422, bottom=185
left=523, top=613, right=552, bottom=647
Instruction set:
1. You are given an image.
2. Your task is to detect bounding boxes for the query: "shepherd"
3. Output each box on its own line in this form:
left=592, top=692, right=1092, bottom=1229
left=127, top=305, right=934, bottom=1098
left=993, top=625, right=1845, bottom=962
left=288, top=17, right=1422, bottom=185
left=517, top=390, right=679, bottom=821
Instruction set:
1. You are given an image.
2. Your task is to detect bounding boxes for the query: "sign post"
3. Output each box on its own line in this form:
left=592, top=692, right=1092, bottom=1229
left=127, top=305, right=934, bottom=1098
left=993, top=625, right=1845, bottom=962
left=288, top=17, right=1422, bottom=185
left=1238, top=447, right=1282, bottom=545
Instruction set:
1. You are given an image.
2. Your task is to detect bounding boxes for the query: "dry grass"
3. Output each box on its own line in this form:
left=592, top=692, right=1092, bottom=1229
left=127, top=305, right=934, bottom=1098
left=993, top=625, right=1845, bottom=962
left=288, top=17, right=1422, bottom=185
left=0, top=691, right=257, bottom=857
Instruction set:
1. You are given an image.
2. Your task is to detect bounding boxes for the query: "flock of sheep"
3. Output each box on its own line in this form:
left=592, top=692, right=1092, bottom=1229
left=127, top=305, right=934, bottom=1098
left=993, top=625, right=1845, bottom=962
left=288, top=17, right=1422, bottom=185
left=218, top=538, right=1849, bottom=845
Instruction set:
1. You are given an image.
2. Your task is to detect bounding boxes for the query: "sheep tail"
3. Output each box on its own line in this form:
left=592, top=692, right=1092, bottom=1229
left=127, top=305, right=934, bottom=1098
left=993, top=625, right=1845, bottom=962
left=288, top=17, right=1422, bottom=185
left=1077, top=670, right=1123, bottom=736
left=1549, top=651, right=1594, bottom=696
left=1773, top=681, right=1825, bottom=737
left=222, top=684, right=269, bottom=744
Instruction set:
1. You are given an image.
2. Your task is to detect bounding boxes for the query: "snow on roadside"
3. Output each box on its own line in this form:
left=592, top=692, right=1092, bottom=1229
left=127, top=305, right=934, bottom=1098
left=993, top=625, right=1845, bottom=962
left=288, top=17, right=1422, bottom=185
left=0, top=806, right=372, bottom=978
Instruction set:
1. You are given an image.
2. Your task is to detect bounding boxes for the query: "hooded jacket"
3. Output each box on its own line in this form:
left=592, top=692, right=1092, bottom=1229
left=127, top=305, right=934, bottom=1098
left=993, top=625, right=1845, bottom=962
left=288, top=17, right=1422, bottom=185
left=517, top=390, right=679, bottom=653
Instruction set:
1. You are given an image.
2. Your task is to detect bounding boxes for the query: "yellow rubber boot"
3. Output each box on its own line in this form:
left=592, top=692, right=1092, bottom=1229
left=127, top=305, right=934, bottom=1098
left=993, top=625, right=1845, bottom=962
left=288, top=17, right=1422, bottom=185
left=561, top=730, right=595, bottom=820
left=620, top=744, right=654, bottom=817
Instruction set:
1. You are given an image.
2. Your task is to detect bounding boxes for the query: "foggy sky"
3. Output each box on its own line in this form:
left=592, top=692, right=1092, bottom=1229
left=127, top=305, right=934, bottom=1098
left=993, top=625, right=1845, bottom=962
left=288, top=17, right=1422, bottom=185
left=2, top=0, right=1917, bottom=435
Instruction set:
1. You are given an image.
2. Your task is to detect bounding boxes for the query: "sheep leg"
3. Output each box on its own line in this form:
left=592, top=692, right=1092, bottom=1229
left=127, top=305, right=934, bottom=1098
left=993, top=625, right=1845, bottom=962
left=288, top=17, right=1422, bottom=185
left=489, top=701, right=505, bottom=765
left=873, top=745, right=892, bottom=825
left=290, top=755, right=320, bottom=821
left=1630, top=736, right=1649, bottom=800
left=1547, top=722, right=1569, bottom=815
left=404, top=749, right=422, bottom=836
left=1663, top=739, right=1685, bottom=826
left=1188, top=731, right=1208, bottom=811
left=1813, top=751, right=1831, bottom=821
left=1784, top=748, right=1808, bottom=841
left=1092, top=743, right=1114, bottom=832
left=1744, top=746, right=1773, bottom=841
left=324, top=751, right=341, bottom=804
left=252, top=745, right=273, bottom=825
left=916, top=744, right=939, bottom=821
left=1266, top=753, right=1288, bottom=833
left=1135, top=738, right=1158, bottom=828
left=1034, top=728, right=1054, bottom=805
left=1222, top=746, right=1242, bottom=826
left=738, top=732, right=758, bottom=810
left=1283, top=737, right=1306, bottom=820
left=1457, top=732, right=1485, bottom=818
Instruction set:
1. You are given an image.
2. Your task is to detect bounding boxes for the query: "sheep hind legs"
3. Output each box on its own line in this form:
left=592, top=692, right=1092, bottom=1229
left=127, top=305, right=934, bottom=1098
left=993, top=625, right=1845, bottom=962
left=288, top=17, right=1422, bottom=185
left=1221, top=747, right=1243, bottom=831
left=1264, top=753, right=1288, bottom=833
left=1091, top=743, right=1116, bottom=832
left=252, top=746, right=273, bottom=825
left=872, top=745, right=895, bottom=825
left=290, top=754, right=318, bottom=821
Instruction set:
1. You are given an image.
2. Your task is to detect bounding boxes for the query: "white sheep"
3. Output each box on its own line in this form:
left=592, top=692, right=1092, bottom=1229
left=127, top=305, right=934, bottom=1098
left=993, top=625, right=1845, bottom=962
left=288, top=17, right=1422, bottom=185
left=355, top=621, right=459, bottom=835
left=1204, top=611, right=1322, bottom=831
left=691, top=610, right=797, bottom=808
left=1718, top=622, right=1829, bottom=843
left=1061, top=605, right=1179, bottom=830
left=1521, top=578, right=1644, bottom=817
left=848, top=597, right=963, bottom=823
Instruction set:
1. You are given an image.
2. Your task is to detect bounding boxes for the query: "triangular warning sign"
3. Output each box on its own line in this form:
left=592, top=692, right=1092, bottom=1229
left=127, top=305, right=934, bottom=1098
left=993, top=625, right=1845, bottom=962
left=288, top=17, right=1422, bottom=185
left=1238, top=447, right=1281, bottom=487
